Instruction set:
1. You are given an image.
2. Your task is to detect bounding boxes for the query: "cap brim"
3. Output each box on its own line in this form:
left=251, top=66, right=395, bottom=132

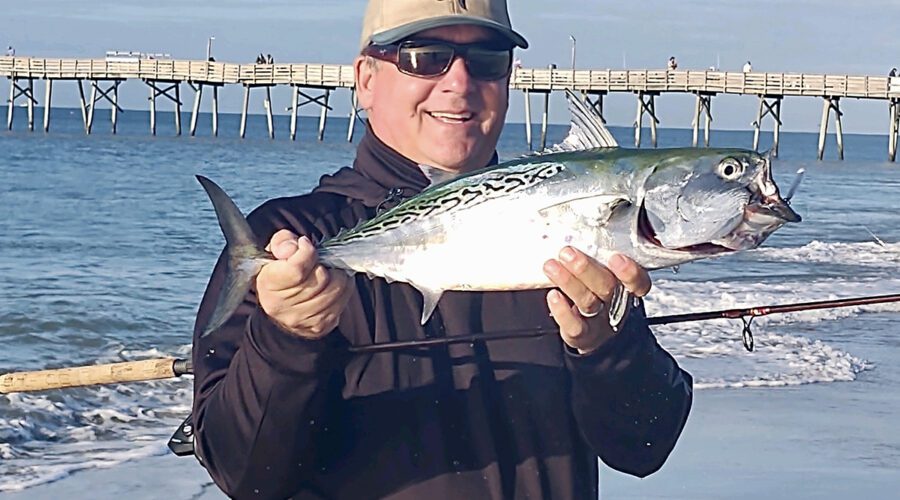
left=369, top=15, right=528, bottom=49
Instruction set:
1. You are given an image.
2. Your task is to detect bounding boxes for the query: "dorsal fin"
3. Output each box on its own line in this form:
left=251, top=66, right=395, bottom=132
left=565, top=89, right=618, bottom=148
left=537, top=89, right=619, bottom=155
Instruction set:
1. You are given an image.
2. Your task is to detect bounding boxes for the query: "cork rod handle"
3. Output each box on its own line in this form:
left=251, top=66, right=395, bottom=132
left=0, top=358, right=186, bottom=394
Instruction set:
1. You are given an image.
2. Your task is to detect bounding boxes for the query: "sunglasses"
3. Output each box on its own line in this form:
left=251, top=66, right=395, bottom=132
left=362, top=39, right=513, bottom=81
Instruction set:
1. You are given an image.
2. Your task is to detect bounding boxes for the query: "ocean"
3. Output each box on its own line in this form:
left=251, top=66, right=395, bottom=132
left=1, top=108, right=899, bottom=499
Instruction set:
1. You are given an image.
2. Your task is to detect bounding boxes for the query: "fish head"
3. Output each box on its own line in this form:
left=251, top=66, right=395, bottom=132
left=637, top=149, right=801, bottom=263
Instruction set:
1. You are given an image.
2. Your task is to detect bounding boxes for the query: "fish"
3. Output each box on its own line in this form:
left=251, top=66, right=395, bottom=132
left=196, top=90, right=801, bottom=336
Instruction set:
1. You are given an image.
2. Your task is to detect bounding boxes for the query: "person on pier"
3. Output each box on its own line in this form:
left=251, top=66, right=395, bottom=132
left=190, top=0, right=693, bottom=498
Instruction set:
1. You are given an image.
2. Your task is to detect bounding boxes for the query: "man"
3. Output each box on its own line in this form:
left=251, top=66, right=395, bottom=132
left=667, top=56, right=677, bottom=71
left=743, top=61, right=753, bottom=73
left=192, top=1, right=692, bottom=498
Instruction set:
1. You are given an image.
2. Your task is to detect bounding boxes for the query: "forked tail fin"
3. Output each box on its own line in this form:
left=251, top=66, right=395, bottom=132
left=196, top=175, right=272, bottom=337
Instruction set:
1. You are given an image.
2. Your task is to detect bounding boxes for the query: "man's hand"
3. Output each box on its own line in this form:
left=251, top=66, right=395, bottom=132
left=543, top=247, right=652, bottom=354
left=256, top=229, right=355, bottom=339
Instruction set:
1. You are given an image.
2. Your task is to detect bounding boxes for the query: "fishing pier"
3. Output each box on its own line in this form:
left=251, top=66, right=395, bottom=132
left=3, top=56, right=900, bottom=161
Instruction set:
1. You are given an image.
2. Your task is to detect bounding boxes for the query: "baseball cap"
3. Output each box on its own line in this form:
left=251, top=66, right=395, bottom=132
left=360, top=0, right=529, bottom=51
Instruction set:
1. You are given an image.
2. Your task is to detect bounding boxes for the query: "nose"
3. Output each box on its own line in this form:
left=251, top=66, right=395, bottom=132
left=439, top=56, right=475, bottom=91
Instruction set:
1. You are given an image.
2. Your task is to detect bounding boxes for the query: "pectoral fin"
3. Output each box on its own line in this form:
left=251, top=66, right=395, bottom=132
left=539, top=194, right=632, bottom=228
left=412, top=285, right=445, bottom=325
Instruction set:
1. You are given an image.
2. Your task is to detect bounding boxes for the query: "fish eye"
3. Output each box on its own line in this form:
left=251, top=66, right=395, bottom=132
left=717, top=158, right=745, bottom=180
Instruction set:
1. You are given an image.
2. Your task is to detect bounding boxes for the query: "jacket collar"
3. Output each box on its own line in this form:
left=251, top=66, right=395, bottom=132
left=313, top=127, right=498, bottom=208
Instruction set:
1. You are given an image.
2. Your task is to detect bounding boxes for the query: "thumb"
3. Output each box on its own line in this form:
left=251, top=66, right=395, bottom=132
left=272, top=238, right=299, bottom=260
left=266, top=229, right=299, bottom=259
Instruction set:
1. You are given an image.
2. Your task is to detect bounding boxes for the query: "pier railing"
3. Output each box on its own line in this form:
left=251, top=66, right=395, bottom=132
left=4, top=58, right=899, bottom=99
left=510, top=68, right=900, bottom=99
left=3, top=57, right=900, bottom=161
left=0, top=58, right=356, bottom=88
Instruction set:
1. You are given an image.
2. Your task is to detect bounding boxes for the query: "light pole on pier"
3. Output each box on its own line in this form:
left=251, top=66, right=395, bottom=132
left=206, top=36, right=215, bottom=61
left=569, top=35, right=577, bottom=72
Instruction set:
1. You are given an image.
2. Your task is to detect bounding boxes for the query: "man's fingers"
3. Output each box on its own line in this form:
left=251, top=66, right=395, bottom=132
left=285, top=236, right=318, bottom=276
left=258, top=238, right=318, bottom=292
left=544, top=259, right=601, bottom=316
left=550, top=247, right=618, bottom=310
left=606, top=254, right=652, bottom=297
left=266, top=229, right=298, bottom=256
left=275, top=271, right=354, bottom=336
left=546, top=289, right=583, bottom=331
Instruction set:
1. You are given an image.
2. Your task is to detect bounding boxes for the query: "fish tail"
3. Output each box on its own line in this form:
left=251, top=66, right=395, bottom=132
left=196, top=175, right=271, bottom=337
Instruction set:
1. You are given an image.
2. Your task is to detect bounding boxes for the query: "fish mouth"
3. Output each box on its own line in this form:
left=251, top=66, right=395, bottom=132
left=637, top=190, right=801, bottom=255
left=709, top=157, right=802, bottom=250
left=710, top=195, right=801, bottom=251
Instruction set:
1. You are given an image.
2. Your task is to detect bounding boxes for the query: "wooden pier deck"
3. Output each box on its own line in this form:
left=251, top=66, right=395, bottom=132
left=3, top=56, right=900, bottom=160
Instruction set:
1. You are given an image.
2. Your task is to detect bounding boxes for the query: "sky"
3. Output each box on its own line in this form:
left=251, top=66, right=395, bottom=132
left=2, top=0, right=899, bottom=134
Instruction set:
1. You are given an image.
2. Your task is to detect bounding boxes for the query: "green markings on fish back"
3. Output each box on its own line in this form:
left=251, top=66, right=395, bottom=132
left=322, top=161, right=566, bottom=247
left=196, top=175, right=272, bottom=338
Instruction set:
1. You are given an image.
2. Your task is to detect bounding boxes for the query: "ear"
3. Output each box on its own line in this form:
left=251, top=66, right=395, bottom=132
left=354, top=56, right=376, bottom=110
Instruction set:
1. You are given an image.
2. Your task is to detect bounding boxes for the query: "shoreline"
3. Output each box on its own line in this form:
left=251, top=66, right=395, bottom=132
left=8, top=376, right=899, bottom=500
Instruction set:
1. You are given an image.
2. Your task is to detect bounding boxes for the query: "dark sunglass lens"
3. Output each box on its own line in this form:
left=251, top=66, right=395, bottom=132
left=398, top=45, right=455, bottom=76
left=465, top=49, right=512, bottom=80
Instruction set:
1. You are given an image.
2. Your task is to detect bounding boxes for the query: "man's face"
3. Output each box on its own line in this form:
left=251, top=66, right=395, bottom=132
left=356, top=25, right=511, bottom=174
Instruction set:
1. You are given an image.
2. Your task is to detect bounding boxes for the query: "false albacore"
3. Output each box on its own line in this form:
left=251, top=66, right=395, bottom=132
left=197, top=91, right=801, bottom=336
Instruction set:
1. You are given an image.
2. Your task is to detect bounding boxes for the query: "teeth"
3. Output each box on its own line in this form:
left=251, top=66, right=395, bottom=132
left=430, top=112, right=472, bottom=121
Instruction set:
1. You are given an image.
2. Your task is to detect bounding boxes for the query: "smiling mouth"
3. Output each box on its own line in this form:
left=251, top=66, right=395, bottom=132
left=428, top=111, right=474, bottom=124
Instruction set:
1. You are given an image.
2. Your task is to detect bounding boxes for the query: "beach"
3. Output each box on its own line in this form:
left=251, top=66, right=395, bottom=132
left=1, top=112, right=899, bottom=499
left=10, top=368, right=900, bottom=499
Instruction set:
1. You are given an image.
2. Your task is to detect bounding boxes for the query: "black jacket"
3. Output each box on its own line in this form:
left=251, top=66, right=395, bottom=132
left=192, top=131, right=693, bottom=499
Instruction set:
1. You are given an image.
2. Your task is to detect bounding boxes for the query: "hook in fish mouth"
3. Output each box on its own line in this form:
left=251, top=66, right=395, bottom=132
left=754, top=155, right=802, bottom=223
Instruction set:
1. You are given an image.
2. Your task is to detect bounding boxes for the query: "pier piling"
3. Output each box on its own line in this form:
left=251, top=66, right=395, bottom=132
left=265, top=86, right=275, bottom=139
left=634, top=91, right=659, bottom=148
left=76, top=80, right=88, bottom=133
left=347, top=89, right=359, bottom=143
left=240, top=85, right=251, bottom=139
left=317, top=89, right=330, bottom=141
left=189, top=83, right=203, bottom=137
left=752, top=96, right=783, bottom=157
left=289, top=85, right=300, bottom=141
left=691, top=92, right=714, bottom=147
left=817, top=97, right=844, bottom=160
left=211, top=85, right=219, bottom=137
left=523, top=89, right=532, bottom=149
left=889, top=99, right=899, bottom=161
left=6, top=77, right=37, bottom=131
left=288, top=87, right=335, bottom=141
left=145, top=80, right=182, bottom=136
left=43, top=79, right=52, bottom=132
left=26, top=78, right=34, bottom=131
left=148, top=83, right=157, bottom=135
left=6, top=78, right=14, bottom=130
left=539, top=90, right=550, bottom=150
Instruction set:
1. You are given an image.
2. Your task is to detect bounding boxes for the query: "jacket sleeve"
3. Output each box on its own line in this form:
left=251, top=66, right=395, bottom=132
left=564, top=302, right=693, bottom=477
left=191, top=211, right=347, bottom=499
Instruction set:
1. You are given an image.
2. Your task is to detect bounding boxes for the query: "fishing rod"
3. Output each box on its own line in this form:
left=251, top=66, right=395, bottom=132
left=2, top=293, right=899, bottom=394
left=346, top=292, right=900, bottom=354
